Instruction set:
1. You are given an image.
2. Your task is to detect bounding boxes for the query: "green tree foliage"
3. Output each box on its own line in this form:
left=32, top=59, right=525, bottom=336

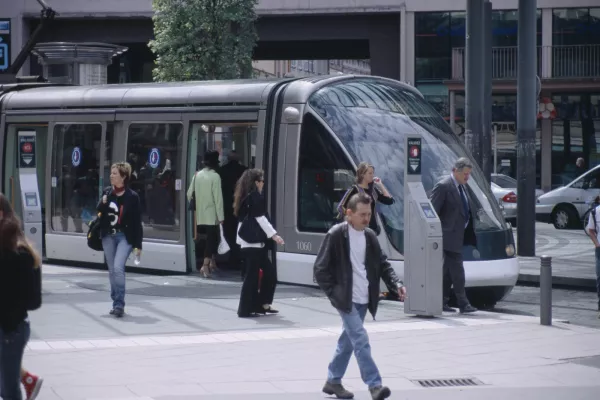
left=149, top=0, right=258, bottom=82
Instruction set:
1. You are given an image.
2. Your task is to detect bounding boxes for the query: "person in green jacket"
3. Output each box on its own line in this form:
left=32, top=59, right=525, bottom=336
left=187, top=150, right=224, bottom=278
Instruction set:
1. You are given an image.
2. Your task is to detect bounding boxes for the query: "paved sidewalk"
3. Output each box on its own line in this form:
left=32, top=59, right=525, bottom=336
left=515, top=224, right=597, bottom=289
left=19, top=265, right=600, bottom=399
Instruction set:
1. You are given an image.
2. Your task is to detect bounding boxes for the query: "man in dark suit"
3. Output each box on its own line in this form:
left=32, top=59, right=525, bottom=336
left=430, top=157, right=478, bottom=314
left=219, top=151, right=248, bottom=274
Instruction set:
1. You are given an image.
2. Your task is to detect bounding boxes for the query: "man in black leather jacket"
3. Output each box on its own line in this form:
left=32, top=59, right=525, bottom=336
left=314, top=193, right=406, bottom=400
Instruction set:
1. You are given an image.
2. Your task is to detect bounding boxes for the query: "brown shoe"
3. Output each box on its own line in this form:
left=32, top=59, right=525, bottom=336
left=322, top=382, right=354, bottom=399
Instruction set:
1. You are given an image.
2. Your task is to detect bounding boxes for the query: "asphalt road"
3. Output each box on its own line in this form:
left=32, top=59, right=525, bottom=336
left=496, top=285, right=600, bottom=329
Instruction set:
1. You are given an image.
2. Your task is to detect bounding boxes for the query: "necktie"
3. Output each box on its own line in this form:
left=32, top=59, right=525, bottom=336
left=458, top=184, right=469, bottom=218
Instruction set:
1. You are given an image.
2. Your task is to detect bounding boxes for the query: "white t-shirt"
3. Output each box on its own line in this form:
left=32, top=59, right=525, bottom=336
left=348, top=223, right=369, bottom=305
left=585, top=207, right=600, bottom=242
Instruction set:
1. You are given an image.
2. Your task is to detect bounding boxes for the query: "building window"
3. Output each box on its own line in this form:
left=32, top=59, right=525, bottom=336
left=415, top=10, right=542, bottom=82
left=127, top=123, right=183, bottom=240
left=297, top=113, right=354, bottom=233
left=51, top=124, right=102, bottom=233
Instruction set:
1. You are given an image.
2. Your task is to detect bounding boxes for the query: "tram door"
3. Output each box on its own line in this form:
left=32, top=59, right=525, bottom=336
left=3, top=124, right=48, bottom=257
left=186, top=122, right=258, bottom=271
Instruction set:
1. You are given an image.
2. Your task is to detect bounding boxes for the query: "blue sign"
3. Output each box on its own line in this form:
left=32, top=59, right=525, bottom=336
left=71, top=147, right=82, bottom=167
left=0, top=19, right=9, bottom=71
left=149, top=148, right=160, bottom=168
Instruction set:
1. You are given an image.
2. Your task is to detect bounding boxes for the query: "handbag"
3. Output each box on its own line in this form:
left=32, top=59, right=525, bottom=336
left=87, top=189, right=111, bottom=252
left=238, top=194, right=268, bottom=244
left=217, top=224, right=230, bottom=255
left=87, top=211, right=104, bottom=251
left=188, top=171, right=197, bottom=211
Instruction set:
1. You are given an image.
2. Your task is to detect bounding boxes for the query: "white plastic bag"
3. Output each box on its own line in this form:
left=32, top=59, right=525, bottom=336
left=217, top=224, right=230, bottom=255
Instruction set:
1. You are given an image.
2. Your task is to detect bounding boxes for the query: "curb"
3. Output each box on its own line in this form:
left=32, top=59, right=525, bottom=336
left=518, top=273, right=597, bottom=291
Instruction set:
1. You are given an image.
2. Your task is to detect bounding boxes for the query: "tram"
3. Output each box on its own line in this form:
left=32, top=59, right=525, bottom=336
left=0, top=75, right=518, bottom=307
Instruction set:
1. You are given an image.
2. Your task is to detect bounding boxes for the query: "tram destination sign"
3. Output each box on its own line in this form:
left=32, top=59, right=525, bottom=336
left=18, top=133, right=36, bottom=169
left=406, top=137, right=422, bottom=175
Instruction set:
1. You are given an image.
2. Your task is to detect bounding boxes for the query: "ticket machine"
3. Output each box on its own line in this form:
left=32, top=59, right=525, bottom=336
left=403, top=134, right=444, bottom=317
left=17, top=131, right=43, bottom=256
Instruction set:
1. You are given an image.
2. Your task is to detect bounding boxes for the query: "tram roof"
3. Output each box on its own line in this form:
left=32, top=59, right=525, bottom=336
left=0, top=75, right=420, bottom=111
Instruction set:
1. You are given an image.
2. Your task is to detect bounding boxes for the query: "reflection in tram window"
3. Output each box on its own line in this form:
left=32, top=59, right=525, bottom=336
left=50, top=124, right=102, bottom=233
left=307, top=80, right=507, bottom=254
left=297, top=114, right=354, bottom=233
left=127, top=123, right=183, bottom=241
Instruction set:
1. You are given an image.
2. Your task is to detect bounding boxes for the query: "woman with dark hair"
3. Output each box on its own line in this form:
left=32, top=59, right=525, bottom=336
left=0, top=193, right=43, bottom=400
left=337, top=162, right=394, bottom=234
left=187, top=150, right=224, bottom=278
left=234, top=169, right=284, bottom=318
left=98, top=162, right=143, bottom=318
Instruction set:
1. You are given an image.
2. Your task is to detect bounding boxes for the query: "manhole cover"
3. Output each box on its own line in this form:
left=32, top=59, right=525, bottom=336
left=412, top=378, right=484, bottom=388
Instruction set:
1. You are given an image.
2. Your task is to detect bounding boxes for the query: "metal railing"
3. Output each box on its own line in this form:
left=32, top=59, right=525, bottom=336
left=451, top=44, right=600, bottom=80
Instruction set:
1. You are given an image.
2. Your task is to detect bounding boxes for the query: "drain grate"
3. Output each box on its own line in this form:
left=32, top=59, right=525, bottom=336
left=412, top=378, right=484, bottom=388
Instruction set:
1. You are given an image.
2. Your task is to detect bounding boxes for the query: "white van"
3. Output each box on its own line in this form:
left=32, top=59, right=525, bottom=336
left=536, top=165, right=600, bottom=229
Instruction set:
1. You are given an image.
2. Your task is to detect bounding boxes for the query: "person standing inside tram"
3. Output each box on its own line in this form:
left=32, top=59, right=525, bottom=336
left=337, top=162, right=394, bottom=234
left=429, top=158, right=477, bottom=314
left=233, top=169, right=284, bottom=318
left=98, top=162, right=143, bottom=318
left=187, top=151, right=224, bottom=278
left=0, top=194, right=43, bottom=400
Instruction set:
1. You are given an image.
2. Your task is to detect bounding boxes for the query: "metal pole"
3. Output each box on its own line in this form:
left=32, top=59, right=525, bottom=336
left=516, top=0, right=537, bottom=256
left=540, top=255, right=552, bottom=326
left=465, top=0, right=484, bottom=167
left=493, top=124, right=498, bottom=174
left=482, top=0, right=493, bottom=182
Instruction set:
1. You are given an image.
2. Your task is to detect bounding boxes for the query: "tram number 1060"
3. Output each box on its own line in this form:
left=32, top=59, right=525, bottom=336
left=296, top=241, right=312, bottom=252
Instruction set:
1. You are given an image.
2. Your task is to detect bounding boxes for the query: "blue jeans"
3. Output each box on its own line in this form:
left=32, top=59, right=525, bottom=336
left=0, top=320, right=30, bottom=400
left=327, top=303, right=382, bottom=389
left=102, top=232, right=132, bottom=310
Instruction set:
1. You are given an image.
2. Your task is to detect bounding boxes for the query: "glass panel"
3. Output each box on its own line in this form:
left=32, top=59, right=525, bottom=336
left=190, top=122, right=256, bottom=234
left=552, top=8, right=590, bottom=46
left=415, top=12, right=451, bottom=80
left=126, top=123, right=183, bottom=240
left=309, top=80, right=508, bottom=256
left=297, top=114, right=354, bottom=233
left=51, top=124, right=102, bottom=233
left=103, top=122, right=115, bottom=195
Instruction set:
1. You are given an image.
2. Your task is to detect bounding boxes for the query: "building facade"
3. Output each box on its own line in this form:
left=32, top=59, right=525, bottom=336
left=1, top=0, right=599, bottom=191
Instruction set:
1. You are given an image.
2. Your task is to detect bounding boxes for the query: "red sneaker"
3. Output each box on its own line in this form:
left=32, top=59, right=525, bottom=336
left=22, top=373, right=43, bottom=400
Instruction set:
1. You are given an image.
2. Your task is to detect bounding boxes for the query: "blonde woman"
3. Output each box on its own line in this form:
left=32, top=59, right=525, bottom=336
left=98, top=162, right=143, bottom=318
left=337, top=162, right=394, bottom=234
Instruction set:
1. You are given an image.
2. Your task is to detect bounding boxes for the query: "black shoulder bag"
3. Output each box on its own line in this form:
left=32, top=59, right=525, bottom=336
left=238, top=193, right=268, bottom=244
left=87, top=188, right=111, bottom=251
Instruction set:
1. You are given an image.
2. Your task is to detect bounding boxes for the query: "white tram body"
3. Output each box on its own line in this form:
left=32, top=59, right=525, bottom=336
left=0, top=76, right=518, bottom=307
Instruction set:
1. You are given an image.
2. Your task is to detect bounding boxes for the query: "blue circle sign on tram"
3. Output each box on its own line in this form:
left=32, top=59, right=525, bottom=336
left=148, top=147, right=160, bottom=168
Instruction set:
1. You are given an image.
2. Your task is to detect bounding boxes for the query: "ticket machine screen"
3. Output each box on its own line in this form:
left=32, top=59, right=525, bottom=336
left=25, top=192, right=38, bottom=207
left=420, top=203, right=436, bottom=219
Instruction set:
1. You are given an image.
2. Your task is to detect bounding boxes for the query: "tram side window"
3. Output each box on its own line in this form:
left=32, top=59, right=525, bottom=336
left=127, top=123, right=183, bottom=241
left=297, top=113, right=354, bottom=233
left=51, top=124, right=102, bottom=233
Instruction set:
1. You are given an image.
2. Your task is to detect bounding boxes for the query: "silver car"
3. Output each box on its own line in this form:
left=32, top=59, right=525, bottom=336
left=491, top=173, right=544, bottom=199
left=491, top=182, right=517, bottom=226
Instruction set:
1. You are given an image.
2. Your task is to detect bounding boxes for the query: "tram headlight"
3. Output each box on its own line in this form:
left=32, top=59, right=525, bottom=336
left=505, top=244, right=515, bottom=257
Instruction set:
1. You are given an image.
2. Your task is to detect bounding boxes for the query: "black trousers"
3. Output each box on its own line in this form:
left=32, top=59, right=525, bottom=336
left=237, top=247, right=277, bottom=316
left=196, top=225, right=219, bottom=259
left=442, top=250, right=469, bottom=307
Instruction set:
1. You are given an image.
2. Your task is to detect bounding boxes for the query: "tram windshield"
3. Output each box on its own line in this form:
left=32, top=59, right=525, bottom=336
left=308, top=79, right=507, bottom=254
